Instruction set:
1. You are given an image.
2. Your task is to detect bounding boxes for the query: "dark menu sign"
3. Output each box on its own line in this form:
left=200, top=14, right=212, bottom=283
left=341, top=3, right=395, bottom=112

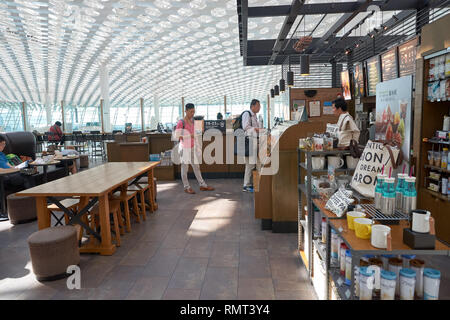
left=353, top=62, right=365, bottom=98
left=399, top=37, right=418, bottom=77
left=204, top=120, right=226, bottom=132
left=381, top=48, right=398, bottom=82
left=366, top=56, right=381, bottom=96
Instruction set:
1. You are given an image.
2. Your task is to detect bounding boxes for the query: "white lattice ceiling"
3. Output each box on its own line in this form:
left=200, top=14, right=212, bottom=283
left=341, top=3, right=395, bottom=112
left=0, top=0, right=376, bottom=107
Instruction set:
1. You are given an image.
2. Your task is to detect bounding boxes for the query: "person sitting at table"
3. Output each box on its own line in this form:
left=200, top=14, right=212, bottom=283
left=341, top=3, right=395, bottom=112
left=0, top=136, right=32, bottom=189
left=48, top=121, right=65, bottom=146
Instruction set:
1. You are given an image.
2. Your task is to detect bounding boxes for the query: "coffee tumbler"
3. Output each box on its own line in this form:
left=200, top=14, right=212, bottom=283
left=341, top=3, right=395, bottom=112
left=399, top=268, right=416, bottom=300
left=374, top=174, right=386, bottom=210
left=423, top=268, right=441, bottom=300
left=380, top=270, right=397, bottom=300
left=388, top=257, right=403, bottom=296
left=410, top=259, right=425, bottom=298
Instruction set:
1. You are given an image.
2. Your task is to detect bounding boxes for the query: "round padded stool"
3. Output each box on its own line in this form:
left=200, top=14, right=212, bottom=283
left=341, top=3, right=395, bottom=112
left=79, top=154, right=89, bottom=168
left=7, top=194, right=37, bottom=225
left=27, top=226, right=80, bottom=281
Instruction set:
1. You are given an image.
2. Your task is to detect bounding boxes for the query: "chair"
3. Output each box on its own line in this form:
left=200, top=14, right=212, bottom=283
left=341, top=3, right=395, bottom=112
left=91, top=199, right=122, bottom=246
left=72, top=131, right=87, bottom=153
left=127, top=183, right=151, bottom=220
left=47, top=198, right=80, bottom=227
left=89, top=131, right=105, bottom=160
left=27, top=226, right=80, bottom=281
left=109, top=188, right=142, bottom=233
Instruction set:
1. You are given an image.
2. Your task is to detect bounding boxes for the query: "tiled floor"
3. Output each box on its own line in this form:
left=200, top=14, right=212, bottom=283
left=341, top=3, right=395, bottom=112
left=0, top=178, right=317, bottom=300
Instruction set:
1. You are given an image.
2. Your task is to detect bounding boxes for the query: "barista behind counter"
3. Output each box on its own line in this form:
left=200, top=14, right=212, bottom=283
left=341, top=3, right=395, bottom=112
left=332, top=98, right=360, bottom=148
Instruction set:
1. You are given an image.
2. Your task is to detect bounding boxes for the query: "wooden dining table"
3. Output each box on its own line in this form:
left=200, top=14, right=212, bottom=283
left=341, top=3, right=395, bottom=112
left=16, top=162, right=160, bottom=255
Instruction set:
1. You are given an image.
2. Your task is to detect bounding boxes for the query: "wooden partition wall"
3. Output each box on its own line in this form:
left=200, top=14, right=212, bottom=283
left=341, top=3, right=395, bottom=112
left=290, top=87, right=341, bottom=123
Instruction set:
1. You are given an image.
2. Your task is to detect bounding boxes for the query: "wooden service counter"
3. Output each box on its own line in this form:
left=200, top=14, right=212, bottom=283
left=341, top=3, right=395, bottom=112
left=253, top=121, right=327, bottom=233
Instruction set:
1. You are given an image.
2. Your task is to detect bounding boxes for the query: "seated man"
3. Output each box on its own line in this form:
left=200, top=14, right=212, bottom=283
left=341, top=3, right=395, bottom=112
left=0, top=136, right=32, bottom=189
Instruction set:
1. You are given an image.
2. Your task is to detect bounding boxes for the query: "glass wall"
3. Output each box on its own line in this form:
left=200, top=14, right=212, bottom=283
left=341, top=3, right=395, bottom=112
left=0, top=102, right=23, bottom=132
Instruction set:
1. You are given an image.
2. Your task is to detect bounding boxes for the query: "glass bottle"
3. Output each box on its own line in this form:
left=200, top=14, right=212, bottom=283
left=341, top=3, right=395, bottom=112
left=374, top=174, right=386, bottom=210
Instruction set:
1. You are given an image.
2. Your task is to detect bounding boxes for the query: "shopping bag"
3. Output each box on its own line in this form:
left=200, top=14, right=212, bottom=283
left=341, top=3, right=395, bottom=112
left=350, top=140, right=402, bottom=198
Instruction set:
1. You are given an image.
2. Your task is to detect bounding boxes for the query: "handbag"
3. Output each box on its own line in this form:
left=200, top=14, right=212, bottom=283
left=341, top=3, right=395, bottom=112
left=350, top=140, right=403, bottom=198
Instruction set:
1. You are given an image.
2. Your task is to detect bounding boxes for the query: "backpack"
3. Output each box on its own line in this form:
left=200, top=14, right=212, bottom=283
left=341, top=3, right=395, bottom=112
left=233, top=110, right=252, bottom=131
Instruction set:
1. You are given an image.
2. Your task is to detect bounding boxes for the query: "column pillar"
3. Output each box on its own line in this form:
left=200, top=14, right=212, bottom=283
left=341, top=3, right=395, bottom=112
left=61, top=100, right=65, bottom=132
left=45, top=92, right=52, bottom=126
left=99, top=63, right=111, bottom=132
left=181, top=97, right=185, bottom=119
left=267, top=94, right=270, bottom=129
left=140, top=97, right=145, bottom=131
left=151, top=94, right=160, bottom=129
left=21, top=101, right=27, bottom=131
left=224, top=95, right=227, bottom=117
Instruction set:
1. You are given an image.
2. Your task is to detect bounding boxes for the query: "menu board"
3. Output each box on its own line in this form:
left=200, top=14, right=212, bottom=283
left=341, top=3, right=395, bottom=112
left=381, top=48, right=398, bottom=82
left=353, top=62, right=365, bottom=98
left=340, top=70, right=352, bottom=100
left=398, top=38, right=418, bottom=78
left=366, top=56, right=381, bottom=96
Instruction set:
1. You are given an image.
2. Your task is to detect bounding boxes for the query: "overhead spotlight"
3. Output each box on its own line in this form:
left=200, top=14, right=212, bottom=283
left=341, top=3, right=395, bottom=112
left=270, top=89, right=275, bottom=98
left=300, top=54, right=310, bottom=76
left=280, top=79, right=286, bottom=92
left=287, top=71, right=294, bottom=87
left=274, top=85, right=280, bottom=96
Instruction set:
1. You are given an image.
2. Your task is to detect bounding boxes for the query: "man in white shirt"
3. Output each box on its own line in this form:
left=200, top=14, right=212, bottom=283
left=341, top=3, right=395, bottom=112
left=242, top=99, right=262, bottom=192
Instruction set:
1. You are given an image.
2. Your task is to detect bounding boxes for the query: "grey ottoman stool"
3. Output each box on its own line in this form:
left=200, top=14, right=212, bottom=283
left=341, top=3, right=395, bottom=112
left=27, top=226, right=80, bottom=281
left=7, top=194, right=37, bottom=225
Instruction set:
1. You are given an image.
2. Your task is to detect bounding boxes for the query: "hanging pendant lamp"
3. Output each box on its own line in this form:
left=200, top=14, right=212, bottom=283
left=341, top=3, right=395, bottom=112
left=300, top=54, right=310, bottom=76
left=270, top=89, right=275, bottom=98
left=280, top=79, right=285, bottom=92
left=274, top=85, right=280, bottom=96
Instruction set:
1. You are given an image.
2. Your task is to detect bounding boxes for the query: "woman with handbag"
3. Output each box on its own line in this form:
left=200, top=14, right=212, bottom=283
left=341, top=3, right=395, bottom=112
left=333, top=98, right=360, bottom=148
left=174, top=103, right=214, bottom=195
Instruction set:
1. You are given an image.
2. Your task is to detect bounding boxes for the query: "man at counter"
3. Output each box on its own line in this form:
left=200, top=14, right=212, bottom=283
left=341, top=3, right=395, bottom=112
left=242, top=99, right=262, bottom=192
left=175, top=103, right=214, bottom=194
left=332, top=98, right=360, bottom=147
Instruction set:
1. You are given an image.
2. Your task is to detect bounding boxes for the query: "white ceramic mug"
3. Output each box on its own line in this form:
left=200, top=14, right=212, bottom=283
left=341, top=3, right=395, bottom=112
left=346, top=155, right=359, bottom=169
left=328, top=156, right=344, bottom=168
left=411, top=210, right=431, bottom=233
left=371, top=225, right=391, bottom=249
left=311, top=156, right=325, bottom=170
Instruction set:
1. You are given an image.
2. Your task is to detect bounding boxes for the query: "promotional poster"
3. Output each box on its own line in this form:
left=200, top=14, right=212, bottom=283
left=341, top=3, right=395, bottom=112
left=375, top=75, right=413, bottom=160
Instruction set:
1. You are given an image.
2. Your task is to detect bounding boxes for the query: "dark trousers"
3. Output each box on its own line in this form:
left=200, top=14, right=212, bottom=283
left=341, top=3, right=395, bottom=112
left=3, top=172, right=33, bottom=189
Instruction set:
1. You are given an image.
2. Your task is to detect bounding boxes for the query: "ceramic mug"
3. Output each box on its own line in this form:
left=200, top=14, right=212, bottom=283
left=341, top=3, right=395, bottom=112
left=354, top=218, right=373, bottom=239
left=347, top=211, right=366, bottom=230
left=328, top=156, right=344, bottom=169
left=311, top=156, right=325, bottom=170
left=371, top=225, right=391, bottom=249
left=346, top=155, right=359, bottom=169
left=411, top=210, right=431, bottom=233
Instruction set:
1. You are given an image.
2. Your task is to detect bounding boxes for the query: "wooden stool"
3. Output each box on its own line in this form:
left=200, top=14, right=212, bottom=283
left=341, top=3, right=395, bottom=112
left=47, top=198, right=84, bottom=241
left=110, top=190, right=141, bottom=232
left=91, top=199, right=122, bottom=247
left=127, top=184, right=150, bottom=220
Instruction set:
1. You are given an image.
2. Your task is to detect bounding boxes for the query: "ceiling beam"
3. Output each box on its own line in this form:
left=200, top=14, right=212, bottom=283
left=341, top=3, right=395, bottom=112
left=268, top=0, right=305, bottom=65
left=248, top=0, right=426, bottom=17
left=305, top=0, right=376, bottom=55
left=237, top=0, right=249, bottom=66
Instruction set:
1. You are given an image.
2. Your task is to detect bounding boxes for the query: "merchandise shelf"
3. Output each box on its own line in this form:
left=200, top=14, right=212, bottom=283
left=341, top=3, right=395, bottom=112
left=329, top=267, right=351, bottom=300
left=422, top=187, right=450, bottom=202
left=299, top=162, right=356, bottom=173
left=313, top=239, right=327, bottom=261
left=424, top=164, right=450, bottom=174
